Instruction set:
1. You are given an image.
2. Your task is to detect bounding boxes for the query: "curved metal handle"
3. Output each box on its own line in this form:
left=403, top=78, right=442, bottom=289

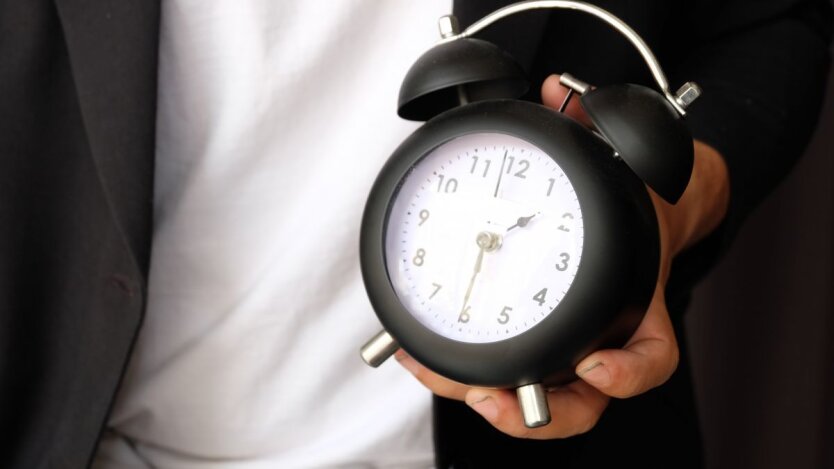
left=445, top=1, right=697, bottom=115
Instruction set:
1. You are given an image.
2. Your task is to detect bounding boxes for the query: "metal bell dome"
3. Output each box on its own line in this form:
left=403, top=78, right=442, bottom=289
left=397, top=38, right=529, bottom=121
left=582, top=84, right=694, bottom=203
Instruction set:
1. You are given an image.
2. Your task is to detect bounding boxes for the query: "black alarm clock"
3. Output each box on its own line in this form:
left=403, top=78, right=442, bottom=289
left=359, top=1, right=700, bottom=428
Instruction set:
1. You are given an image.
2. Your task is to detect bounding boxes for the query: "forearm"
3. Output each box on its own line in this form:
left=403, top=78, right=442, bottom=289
left=670, top=0, right=831, bottom=248
left=651, top=139, right=730, bottom=287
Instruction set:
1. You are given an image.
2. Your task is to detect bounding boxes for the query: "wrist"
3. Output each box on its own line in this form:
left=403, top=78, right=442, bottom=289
left=652, top=140, right=730, bottom=268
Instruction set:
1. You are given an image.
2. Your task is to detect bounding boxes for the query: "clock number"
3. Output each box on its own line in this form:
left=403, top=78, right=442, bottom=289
left=413, top=248, right=426, bottom=266
left=532, top=288, right=548, bottom=306
left=556, top=252, right=570, bottom=271
left=498, top=306, right=512, bottom=325
left=418, top=209, right=430, bottom=226
left=470, top=156, right=492, bottom=177
left=458, top=306, right=471, bottom=323
left=429, top=282, right=442, bottom=299
left=436, top=174, right=458, bottom=193
left=557, top=212, right=574, bottom=232
left=547, top=178, right=556, bottom=196
left=513, top=159, right=530, bottom=179
left=504, top=157, right=529, bottom=178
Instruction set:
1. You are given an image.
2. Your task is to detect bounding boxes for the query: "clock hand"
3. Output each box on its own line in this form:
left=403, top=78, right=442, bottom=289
left=506, top=213, right=538, bottom=232
left=460, top=244, right=485, bottom=315
left=493, top=150, right=508, bottom=198
left=459, top=232, right=501, bottom=320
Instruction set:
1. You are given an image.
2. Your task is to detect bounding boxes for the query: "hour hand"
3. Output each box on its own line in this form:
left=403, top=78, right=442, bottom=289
left=506, top=213, right=538, bottom=232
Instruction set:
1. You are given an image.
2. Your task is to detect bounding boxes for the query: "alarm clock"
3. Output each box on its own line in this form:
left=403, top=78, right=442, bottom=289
left=359, top=0, right=700, bottom=428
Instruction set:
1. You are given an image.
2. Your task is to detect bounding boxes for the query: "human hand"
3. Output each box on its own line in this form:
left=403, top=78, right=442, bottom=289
left=395, top=74, right=730, bottom=438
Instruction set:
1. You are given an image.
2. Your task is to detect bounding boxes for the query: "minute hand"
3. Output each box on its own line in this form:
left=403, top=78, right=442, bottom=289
left=460, top=245, right=485, bottom=315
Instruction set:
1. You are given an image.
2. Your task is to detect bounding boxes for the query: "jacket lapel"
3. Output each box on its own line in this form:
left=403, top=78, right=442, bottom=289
left=52, top=0, right=161, bottom=276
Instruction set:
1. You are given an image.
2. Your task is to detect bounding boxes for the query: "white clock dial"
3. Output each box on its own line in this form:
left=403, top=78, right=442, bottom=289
left=384, top=133, right=585, bottom=344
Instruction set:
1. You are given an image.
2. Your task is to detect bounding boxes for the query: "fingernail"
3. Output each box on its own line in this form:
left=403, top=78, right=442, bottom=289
left=467, top=392, right=499, bottom=422
left=395, top=352, right=419, bottom=375
left=578, top=361, right=611, bottom=387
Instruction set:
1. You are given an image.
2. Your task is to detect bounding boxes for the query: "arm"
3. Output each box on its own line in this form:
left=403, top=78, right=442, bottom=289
left=398, top=0, right=831, bottom=438
left=672, top=0, right=832, bottom=259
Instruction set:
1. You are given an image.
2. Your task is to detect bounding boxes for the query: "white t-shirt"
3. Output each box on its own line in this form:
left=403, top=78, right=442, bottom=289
left=95, top=1, right=451, bottom=467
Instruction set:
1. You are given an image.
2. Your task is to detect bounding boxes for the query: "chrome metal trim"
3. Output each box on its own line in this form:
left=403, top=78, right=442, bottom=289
left=360, top=330, right=399, bottom=368
left=517, top=383, right=552, bottom=427
left=442, top=1, right=696, bottom=115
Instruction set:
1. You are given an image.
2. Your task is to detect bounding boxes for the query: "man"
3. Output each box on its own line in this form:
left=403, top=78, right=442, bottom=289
left=1, top=0, right=830, bottom=467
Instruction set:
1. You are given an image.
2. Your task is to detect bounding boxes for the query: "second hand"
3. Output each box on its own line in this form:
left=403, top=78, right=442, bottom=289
left=493, top=150, right=508, bottom=198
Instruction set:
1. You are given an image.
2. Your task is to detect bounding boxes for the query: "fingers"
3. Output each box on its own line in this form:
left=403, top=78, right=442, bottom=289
left=397, top=350, right=612, bottom=440
left=397, top=289, right=679, bottom=435
left=540, top=74, right=595, bottom=128
left=574, top=289, right=680, bottom=399
left=396, top=285, right=679, bottom=436
left=464, top=381, right=610, bottom=439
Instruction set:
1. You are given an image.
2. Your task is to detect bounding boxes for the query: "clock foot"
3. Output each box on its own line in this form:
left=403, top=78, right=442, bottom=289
left=516, top=383, right=551, bottom=428
left=360, top=330, right=399, bottom=368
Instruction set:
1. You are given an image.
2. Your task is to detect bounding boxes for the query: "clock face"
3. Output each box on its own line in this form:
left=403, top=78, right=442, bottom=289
left=384, top=133, right=585, bottom=344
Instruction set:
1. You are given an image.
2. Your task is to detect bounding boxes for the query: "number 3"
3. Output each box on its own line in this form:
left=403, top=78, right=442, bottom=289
left=555, top=252, right=570, bottom=271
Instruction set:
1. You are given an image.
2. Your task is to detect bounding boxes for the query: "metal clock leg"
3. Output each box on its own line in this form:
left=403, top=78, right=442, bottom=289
left=516, top=383, right=551, bottom=428
left=360, top=330, right=399, bottom=368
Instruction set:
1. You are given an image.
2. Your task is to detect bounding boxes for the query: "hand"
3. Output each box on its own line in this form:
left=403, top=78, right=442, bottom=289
left=396, top=74, right=730, bottom=438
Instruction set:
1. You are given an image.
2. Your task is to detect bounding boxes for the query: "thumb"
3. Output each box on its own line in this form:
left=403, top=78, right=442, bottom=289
left=541, top=74, right=595, bottom=128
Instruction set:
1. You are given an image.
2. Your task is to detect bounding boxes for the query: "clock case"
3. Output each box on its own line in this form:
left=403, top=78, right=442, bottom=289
left=361, top=98, right=660, bottom=388
left=360, top=33, right=693, bottom=391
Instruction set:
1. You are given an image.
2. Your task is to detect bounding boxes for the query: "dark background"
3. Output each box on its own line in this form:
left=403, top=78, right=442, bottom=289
left=686, top=31, right=834, bottom=469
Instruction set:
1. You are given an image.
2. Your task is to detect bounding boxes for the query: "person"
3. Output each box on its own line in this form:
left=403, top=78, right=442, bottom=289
left=0, top=1, right=830, bottom=468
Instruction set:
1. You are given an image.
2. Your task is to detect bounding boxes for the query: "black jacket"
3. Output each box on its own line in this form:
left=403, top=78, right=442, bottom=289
left=1, top=1, right=830, bottom=467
